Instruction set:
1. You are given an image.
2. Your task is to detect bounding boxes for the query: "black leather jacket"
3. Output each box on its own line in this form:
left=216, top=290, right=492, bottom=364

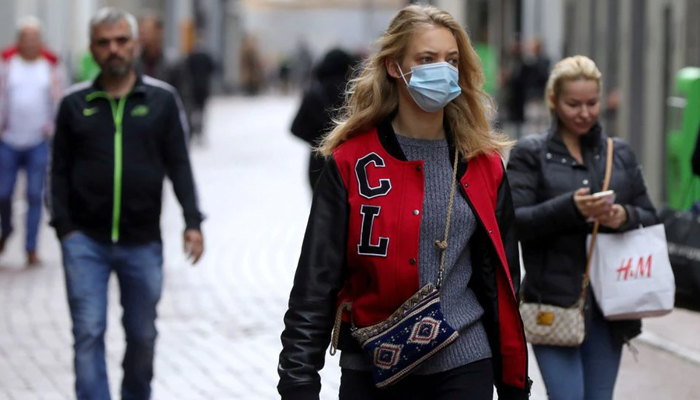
left=507, top=123, right=658, bottom=344
left=278, top=121, right=530, bottom=400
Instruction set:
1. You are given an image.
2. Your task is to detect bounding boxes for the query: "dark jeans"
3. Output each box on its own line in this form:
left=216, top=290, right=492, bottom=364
left=339, top=359, right=494, bottom=400
left=0, top=140, right=48, bottom=251
left=532, top=306, right=622, bottom=400
left=61, top=232, right=164, bottom=400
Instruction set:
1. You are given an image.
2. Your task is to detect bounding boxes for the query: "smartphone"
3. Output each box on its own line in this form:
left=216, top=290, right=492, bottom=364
left=592, top=190, right=616, bottom=204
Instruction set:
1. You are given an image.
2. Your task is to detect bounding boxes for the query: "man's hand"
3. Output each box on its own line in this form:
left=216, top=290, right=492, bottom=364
left=184, top=229, right=204, bottom=265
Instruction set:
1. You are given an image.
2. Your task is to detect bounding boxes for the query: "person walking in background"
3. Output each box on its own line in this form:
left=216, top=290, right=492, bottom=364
left=292, top=39, right=314, bottom=90
left=48, top=8, right=204, bottom=400
left=522, top=38, right=550, bottom=133
left=0, top=16, right=65, bottom=265
left=507, top=56, right=657, bottom=400
left=278, top=5, right=530, bottom=400
left=136, top=11, right=181, bottom=87
left=290, top=48, right=355, bottom=190
left=240, top=34, right=264, bottom=96
left=183, top=38, right=216, bottom=144
left=691, top=123, right=700, bottom=213
left=502, top=41, right=527, bottom=139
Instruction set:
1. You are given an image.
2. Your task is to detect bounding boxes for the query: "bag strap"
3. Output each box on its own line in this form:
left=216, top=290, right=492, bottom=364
left=435, top=148, right=460, bottom=289
left=580, top=138, right=614, bottom=301
left=329, top=147, right=460, bottom=355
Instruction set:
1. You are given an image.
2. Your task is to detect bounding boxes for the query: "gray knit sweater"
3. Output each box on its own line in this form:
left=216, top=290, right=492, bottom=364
left=339, top=134, right=492, bottom=374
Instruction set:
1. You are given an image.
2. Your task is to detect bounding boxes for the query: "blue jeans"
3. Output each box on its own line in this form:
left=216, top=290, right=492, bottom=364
left=61, top=232, right=163, bottom=400
left=532, top=307, right=622, bottom=400
left=0, top=141, right=48, bottom=251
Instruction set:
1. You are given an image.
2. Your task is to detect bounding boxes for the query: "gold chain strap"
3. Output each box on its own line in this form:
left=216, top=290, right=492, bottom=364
left=435, top=147, right=460, bottom=289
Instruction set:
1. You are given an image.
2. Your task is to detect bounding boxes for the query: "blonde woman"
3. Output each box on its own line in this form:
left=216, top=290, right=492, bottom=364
left=278, top=5, right=529, bottom=400
left=507, top=56, right=657, bottom=400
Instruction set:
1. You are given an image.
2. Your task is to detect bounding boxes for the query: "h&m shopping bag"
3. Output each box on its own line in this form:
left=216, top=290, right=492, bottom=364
left=586, top=224, right=675, bottom=320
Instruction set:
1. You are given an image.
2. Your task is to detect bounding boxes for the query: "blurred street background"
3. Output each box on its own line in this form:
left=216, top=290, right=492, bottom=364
left=0, top=0, right=700, bottom=399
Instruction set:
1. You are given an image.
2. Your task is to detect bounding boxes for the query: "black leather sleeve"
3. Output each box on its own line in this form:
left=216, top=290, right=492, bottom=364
left=495, top=161, right=522, bottom=295
left=278, top=156, right=348, bottom=400
left=507, top=139, right=588, bottom=242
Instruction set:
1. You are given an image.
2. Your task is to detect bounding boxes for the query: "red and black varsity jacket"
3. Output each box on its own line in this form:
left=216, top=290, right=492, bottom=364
left=278, top=120, right=530, bottom=400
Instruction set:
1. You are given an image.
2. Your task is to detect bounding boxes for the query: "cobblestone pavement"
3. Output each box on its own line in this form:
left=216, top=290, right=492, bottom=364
left=0, top=95, right=699, bottom=400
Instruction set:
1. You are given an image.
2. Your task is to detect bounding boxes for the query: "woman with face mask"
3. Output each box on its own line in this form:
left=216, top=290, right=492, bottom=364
left=277, top=5, right=530, bottom=400
left=507, top=56, right=658, bottom=400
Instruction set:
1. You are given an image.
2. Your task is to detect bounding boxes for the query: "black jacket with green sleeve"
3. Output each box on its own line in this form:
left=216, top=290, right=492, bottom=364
left=48, top=74, right=203, bottom=244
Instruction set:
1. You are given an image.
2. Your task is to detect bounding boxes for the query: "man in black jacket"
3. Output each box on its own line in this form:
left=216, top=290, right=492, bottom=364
left=47, top=8, right=204, bottom=400
left=692, top=124, right=700, bottom=213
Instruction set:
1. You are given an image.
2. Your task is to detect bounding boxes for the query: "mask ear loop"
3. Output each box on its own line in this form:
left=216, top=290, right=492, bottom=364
left=396, top=63, right=411, bottom=86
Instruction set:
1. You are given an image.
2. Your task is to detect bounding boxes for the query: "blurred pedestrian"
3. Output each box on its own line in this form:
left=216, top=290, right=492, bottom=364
left=292, top=39, right=313, bottom=90
left=183, top=38, right=216, bottom=144
left=502, top=41, right=527, bottom=139
left=522, top=38, right=550, bottom=132
left=507, top=56, right=658, bottom=400
left=47, top=8, right=204, bottom=400
left=278, top=4, right=530, bottom=400
left=240, top=34, right=263, bottom=96
left=136, top=11, right=180, bottom=87
left=692, top=123, right=700, bottom=213
left=290, top=48, right=354, bottom=190
left=0, top=16, right=65, bottom=265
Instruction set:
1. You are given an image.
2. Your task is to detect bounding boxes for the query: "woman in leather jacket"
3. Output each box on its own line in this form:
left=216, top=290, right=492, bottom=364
left=507, top=56, right=658, bottom=400
left=277, top=4, right=531, bottom=400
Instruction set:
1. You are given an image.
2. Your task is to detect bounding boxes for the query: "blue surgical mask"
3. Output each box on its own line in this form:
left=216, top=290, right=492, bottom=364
left=397, top=62, right=462, bottom=112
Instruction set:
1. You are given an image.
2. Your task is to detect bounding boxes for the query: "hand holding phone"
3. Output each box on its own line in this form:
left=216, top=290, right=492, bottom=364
left=592, top=190, right=616, bottom=204
left=574, top=188, right=615, bottom=221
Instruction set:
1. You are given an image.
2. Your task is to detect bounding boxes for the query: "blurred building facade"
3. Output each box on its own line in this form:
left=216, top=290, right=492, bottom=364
left=1, top=0, right=699, bottom=204
left=518, top=0, right=700, bottom=205
left=0, top=0, right=193, bottom=81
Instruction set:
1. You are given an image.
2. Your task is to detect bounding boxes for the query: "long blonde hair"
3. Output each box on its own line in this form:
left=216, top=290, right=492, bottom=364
left=318, top=4, right=512, bottom=159
left=545, top=55, right=602, bottom=113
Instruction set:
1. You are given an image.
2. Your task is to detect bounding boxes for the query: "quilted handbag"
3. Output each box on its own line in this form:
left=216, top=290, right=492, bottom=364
left=520, top=138, right=613, bottom=347
left=519, top=300, right=585, bottom=346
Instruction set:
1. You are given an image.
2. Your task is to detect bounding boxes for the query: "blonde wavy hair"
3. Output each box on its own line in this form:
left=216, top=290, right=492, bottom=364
left=545, top=55, right=602, bottom=112
left=318, top=4, right=512, bottom=159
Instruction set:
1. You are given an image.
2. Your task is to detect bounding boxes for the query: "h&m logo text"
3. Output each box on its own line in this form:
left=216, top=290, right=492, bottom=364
left=616, top=255, right=652, bottom=281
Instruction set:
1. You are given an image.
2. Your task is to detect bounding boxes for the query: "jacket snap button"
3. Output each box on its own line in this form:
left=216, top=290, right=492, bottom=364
left=416, top=165, right=422, bottom=172
left=583, top=179, right=589, bottom=185
left=464, top=183, right=468, bottom=188
left=546, top=153, right=552, bottom=159
left=489, top=230, right=493, bottom=234
left=561, top=158, right=566, bottom=163
left=413, top=209, right=420, bottom=215
left=409, top=258, right=417, bottom=265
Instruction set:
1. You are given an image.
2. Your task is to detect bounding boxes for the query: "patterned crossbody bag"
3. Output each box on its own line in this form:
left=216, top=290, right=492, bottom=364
left=519, top=138, right=613, bottom=346
left=330, top=149, right=461, bottom=388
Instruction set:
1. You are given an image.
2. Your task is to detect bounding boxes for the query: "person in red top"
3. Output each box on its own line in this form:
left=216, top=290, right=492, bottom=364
left=0, top=16, right=65, bottom=265
left=278, top=4, right=529, bottom=400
